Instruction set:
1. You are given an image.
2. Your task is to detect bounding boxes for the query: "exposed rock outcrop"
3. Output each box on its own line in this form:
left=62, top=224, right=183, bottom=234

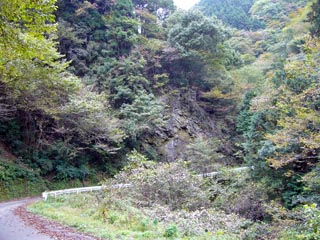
left=142, top=89, right=235, bottom=162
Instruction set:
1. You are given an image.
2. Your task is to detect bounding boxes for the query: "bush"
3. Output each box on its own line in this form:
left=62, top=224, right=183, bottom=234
left=164, top=224, right=178, bottom=238
left=297, top=204, right=320, bottom=240
left=105, top=151, right=210, bottom=211
left=185, top=137, right=224, bottom=174
left=0, top=168, right=46, bottom=200
left=231, top=186, right=269, bottom=221
left=278, top=204, right=320, bottom=240
left=96, top=151, right=257, bottom=238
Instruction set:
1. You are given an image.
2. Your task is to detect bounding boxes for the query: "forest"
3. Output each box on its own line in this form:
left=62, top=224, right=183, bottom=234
left=0, top=0, right=320, bottom=239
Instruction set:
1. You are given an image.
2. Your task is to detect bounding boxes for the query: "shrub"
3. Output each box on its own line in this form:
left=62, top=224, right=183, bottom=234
left=105, top=151, right=210, bottom=211
left=185, top=137, right=224, bottom=174
left=98, top=151, right=254, bottom=238
left=297, top=204, right=320, bottom=240
left=231, top=187, right=269, bottom=221
left=278, top=204, right=320, bottom=240
left=164, top=224, right=178, bottom=238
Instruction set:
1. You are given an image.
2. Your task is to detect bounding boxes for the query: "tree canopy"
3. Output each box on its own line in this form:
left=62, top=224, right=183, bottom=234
left=195, top=0, right=263, bottom=30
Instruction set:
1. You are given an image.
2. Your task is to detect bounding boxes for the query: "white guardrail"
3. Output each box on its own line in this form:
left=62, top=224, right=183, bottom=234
left=42, top=186, right=104, bottom=201
left=42, top=167, right=252, bottom=200
left=199, top=166, right=252, bottom=178
left=42, top=184, right=132, bottom=201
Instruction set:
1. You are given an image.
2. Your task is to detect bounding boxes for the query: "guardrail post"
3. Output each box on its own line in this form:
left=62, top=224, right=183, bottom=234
left=42, top=192, right=48, bottom=201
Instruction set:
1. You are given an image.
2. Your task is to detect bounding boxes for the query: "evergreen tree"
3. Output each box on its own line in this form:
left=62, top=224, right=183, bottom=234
left=308, top=0, right=320, bottom=37
left=195, top=0, right=263, bottom=30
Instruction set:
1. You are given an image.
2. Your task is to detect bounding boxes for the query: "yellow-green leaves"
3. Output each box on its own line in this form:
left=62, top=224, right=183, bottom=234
left=0, top=0, right=81, bottom=114
left=266, top=37, right=320, bottom=169
left=0, top=0, right=57, bottom=41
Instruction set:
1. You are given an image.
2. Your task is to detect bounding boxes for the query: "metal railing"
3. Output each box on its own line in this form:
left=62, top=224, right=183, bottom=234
left=198, top=166, right=251, bottom=178
left=42, top=184, right=132, bottom=201
left=42, top=167, right=252, bottom=200
left=42, top=186, right=104, bottom=201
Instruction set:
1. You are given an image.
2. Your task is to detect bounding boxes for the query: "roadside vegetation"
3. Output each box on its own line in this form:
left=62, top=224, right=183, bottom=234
left=30, top=151, right=320, bottom=239
left=29, top=160, right=252, bottom=239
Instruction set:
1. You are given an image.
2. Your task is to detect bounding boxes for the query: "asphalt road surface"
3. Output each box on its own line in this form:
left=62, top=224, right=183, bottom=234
left=0, top=198, right=101, bottom=240
left=0, top=199, right=53, bottom=240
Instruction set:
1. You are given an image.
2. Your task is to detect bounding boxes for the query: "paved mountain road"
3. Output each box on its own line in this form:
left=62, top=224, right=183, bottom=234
left=0, top=199, right=53, bottom=240
left=0, top=198, right=102, bottom=240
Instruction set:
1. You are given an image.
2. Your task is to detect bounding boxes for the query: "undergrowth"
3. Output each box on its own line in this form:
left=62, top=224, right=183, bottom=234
left=28, top=152, right=318, bottom=240
left=28, top=157, right=254, bottom=239
left=0, top=158, right=100, bottom=201
left=29, top=193, right=244, bottom=239
left=0, top=159, right=46, bottom=201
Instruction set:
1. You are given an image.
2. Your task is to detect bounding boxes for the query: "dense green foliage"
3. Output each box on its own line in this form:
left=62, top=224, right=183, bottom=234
left=308, top=0, right=320, bottom=37
left=1, top=0, right=320, bottom=239
left=0, top=158, right=46, bottom=201
left=0, top=0, right=235, bottom=185
left=230, top=2, right=320, bottom=238
left=195, top=0, right=263, bottom=30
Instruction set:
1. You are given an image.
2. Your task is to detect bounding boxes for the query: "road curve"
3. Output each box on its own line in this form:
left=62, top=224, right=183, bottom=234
left=0, top=198, right=53, bottom=240
left=0, top=198, right=102, bottom=240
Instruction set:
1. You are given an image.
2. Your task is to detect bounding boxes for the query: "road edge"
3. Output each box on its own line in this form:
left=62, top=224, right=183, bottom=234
left=15, top=200, right=104, bottom=240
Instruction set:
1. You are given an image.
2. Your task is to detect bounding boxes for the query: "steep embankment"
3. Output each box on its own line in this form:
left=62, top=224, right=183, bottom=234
left=0, top=143, right=47, bottom=201
left=0, top=142, right=16, bottom=160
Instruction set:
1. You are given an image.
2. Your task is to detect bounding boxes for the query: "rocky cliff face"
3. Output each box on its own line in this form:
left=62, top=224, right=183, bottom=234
left=143, top=89, right=235, bottom=162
